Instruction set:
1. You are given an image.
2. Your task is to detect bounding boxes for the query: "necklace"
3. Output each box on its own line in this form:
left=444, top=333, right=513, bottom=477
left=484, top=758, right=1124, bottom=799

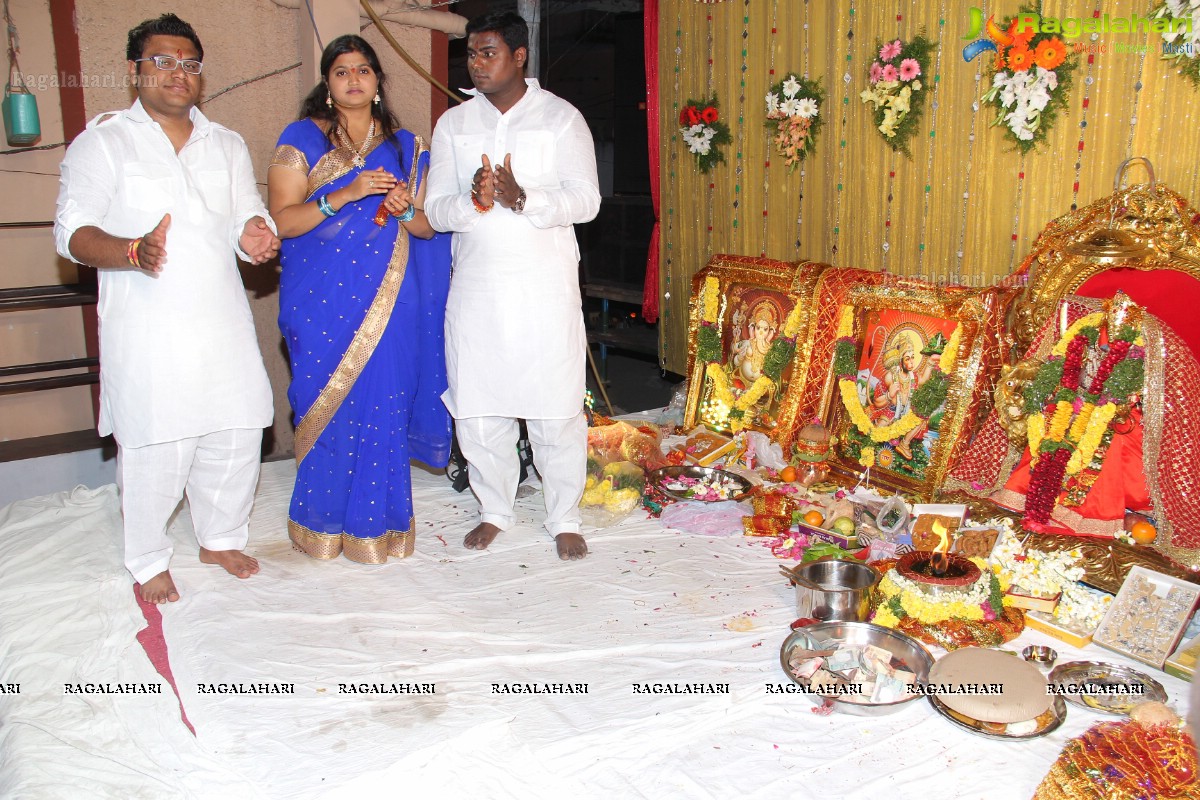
left=335, top=119, right=376, bottom=168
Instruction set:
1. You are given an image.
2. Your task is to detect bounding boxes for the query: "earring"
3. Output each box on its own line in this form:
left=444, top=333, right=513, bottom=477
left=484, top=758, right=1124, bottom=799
left=374, top=92, right=381, bottom=104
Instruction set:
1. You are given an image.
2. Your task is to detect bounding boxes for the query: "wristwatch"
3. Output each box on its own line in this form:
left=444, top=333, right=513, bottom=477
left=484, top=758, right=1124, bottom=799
left=512, top=187, right=527, bottom=214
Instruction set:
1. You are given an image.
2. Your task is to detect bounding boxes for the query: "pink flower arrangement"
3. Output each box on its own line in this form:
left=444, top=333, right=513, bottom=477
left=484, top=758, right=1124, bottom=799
left=860, top=33, right=935, bottom=157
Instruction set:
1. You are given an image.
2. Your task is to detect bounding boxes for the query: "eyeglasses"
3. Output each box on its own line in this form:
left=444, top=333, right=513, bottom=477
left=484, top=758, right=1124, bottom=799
left=134, top=56, right=203, bottom=75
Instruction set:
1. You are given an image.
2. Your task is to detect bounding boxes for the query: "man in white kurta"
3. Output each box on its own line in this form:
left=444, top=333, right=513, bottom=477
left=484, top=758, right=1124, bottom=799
left=425, top=12, right=600, bottom=560
left=53, top=14, right=278, bottom=602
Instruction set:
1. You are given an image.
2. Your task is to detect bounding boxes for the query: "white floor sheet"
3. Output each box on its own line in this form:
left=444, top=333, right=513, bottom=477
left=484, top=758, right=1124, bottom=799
left=0, top=459, right=1191, bottom=799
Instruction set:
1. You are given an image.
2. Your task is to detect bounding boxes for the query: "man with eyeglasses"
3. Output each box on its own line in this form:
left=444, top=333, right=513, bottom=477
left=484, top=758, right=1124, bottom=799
left=54, top=13, right=279, bottom=604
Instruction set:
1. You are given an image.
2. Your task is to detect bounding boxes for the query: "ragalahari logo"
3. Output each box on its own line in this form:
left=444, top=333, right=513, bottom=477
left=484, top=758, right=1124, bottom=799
left=962, top=6, right=1194, bottom=61
left=961, top=8, right=1012, bottom=62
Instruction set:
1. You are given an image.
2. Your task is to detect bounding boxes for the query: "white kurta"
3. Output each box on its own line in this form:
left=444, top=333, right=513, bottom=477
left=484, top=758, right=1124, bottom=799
left=54, top=100, right=273, bottom=448
left=426, top=80, right=601, bottom=420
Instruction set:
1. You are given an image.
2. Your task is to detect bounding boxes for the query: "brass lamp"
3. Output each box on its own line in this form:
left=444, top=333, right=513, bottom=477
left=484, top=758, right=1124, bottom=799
left=1064, top=157, right=1157, bottom=263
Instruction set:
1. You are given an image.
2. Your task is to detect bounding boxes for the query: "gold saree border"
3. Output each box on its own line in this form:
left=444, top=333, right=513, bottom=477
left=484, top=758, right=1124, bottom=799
left=269, top=144, right=310, bottom=175
left=289, top=518, right=416, bottom=563
left=293, top=141, right=417, bottom=464
left=305, top=133, right=384, bottom=199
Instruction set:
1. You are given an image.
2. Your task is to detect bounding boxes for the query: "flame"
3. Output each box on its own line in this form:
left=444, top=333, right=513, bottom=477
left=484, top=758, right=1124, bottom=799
left=932, top=520, right=950, bottom=555
left=930, top=520, right=950, bottom=577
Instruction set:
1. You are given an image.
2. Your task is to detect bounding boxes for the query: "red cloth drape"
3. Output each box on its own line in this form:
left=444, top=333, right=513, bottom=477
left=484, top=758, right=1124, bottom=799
left=641, top=0, right=661, bottom=323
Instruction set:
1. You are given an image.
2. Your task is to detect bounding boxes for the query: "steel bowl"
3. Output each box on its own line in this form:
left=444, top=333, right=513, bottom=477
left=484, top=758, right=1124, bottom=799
left=779, top=621, right=934, bottom=716
left=787, top=559, right=879, bottom=622
left=648, top=465, right=753, bottom=502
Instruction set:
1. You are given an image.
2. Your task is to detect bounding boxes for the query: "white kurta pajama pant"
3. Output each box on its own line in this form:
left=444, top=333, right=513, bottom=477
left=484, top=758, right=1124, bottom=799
left=118, top=428, right=262, bottom=584
left=426, top=80, right=601, bottom=538
left=54, top=99, right=275, bottom=581
left=455, top=414, right=587, bottom=535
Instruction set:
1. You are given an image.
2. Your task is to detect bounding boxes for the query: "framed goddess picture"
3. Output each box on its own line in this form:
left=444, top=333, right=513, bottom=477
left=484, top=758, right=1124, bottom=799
left=819, top=281, right=1005, bottom=499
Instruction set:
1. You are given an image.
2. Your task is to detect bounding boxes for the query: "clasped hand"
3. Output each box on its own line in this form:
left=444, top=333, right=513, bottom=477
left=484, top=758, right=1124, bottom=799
left=348, top=167, right=397, bottom=202
left=471, top=154, right=522, bottom=210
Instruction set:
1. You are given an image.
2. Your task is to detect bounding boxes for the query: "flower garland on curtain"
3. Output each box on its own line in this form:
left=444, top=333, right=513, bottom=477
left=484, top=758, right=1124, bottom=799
left=979, top=13, right=1075, bottom=151
left=1155, top=1, right=1200, bottom=86
left=1019, top=312, right=1146, bottom=529
left=764, top=73, right=824, bottom=170
left=858, top=34, right=935, bottom=157
left=832, top=306, right=961, bottom=467
left=678, top=97, right=732, bottom=173
left=696, top=278, right=804, bottom=432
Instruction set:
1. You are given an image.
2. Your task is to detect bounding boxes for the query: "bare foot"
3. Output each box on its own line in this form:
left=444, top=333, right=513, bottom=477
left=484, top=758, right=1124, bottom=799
left=555, top=532, right=588, bottom=561
left=464, top=522, right=501, bottom=550
left=199, top=547, right=260, bottom=578
left=139, top=571, right=180, bottom=604
left=894, top=443, right=913, bottom=460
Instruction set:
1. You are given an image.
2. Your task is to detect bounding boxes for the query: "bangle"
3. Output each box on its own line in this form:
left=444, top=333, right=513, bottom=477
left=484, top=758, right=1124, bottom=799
left=126, top=237, right=142, bottom=268
left=317, top=195, right=336, bottom=217
left=395, top=205, right=416, bottom=223
left=470, top=191, right=492, bottom=214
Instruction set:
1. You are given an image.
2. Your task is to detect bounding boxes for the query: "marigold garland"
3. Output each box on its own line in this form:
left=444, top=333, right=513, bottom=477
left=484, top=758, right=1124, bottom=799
left=696, top=277, right=723, bottom=363
left=1020, top=311, right=1146, bottom=528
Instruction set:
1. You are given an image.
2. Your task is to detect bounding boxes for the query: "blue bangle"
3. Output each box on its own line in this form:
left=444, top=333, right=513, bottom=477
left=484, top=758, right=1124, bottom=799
left=317, top=195, right=336, bottom=217
left=395, top=205, right=416, bottom=223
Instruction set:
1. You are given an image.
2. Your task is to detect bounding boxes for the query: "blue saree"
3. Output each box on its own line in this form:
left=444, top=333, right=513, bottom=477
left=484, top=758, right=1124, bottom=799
left=272, top=120, right=451, bottom=563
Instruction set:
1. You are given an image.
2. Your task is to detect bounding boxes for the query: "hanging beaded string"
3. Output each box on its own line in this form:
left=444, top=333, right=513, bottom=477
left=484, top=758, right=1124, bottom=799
left=954, top=11, right=988, bottom=286
left=830, top=0, right=857, bottom=259
left=731, top=0, right=750, bottom=246
left=661, top=9, right=685, bottom=371
left=704, top=8, right=715, bottom=259
left=916, top=7, right=947, bottom=276
left=1123, top=32, right=1148, bottom=160
left=1007, top=153, right=1027, bottom=272
left=790, top=0, right=810, bottom=258
left=762, top=0, right=780, bottom=256
left=879, top=6, right=911, bottom=271
left=1070, top=8, right=1102, bottom=212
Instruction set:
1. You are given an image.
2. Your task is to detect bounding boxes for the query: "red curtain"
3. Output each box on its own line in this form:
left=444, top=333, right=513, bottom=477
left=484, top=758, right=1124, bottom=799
left=641, top=0, right=660, bottom=323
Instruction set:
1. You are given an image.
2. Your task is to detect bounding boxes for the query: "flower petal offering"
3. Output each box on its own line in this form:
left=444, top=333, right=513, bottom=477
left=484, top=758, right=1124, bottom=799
left=650, top=465, right=752, bottom=503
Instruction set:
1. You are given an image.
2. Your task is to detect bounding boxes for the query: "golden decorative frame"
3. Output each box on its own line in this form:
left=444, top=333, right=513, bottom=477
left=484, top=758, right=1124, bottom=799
left=817, top=280, right=1008, bottom=501
left=682, top=255, right=828, bottom=445
left=1012, top=180, right=1200, bottom=352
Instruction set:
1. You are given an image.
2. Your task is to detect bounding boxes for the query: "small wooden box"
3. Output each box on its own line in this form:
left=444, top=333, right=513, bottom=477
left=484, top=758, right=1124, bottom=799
left=1165, top=633, right=1200, bottom=682
left=1005, top=588, right=1062, bottom=615
left=1023, top=610, right=1096, bottom=649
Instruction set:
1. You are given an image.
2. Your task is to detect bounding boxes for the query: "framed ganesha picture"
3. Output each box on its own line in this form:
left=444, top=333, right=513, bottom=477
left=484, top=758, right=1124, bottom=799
left=683, top=256, right=826, bottom=443
left=819, top=282, right=1003, bottom=499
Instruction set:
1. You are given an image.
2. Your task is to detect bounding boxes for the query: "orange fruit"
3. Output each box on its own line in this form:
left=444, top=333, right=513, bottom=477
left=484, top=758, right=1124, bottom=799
left=803, top=510, right=825, bottom=527
left=779, top=465, right=798, bottom=483
left=1130, top=521, right=1157, bottom=544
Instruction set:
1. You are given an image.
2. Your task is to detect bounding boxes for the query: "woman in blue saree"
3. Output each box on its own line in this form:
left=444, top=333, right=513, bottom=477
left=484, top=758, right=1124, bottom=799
left=268, top=35, right=451, bottom=563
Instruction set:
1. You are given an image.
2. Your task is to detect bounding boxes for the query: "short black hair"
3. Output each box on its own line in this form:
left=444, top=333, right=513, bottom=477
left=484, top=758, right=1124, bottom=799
left=126, top=13, right=203, bottom=63
left=465, top=11, right=528, bottom=55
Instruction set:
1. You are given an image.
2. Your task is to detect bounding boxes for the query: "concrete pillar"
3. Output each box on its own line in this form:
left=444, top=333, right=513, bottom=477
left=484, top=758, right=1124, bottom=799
left=299, top=0, right=361, bottom=89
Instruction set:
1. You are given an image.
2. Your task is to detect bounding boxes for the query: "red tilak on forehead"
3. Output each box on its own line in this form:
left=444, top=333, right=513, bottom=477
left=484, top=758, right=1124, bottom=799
left=176, top=49, right=183, bottom=59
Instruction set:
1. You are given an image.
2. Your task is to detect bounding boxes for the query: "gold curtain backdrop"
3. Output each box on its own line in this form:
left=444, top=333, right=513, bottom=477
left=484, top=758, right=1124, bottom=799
left=655, top=0, right=1200, bottom=374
